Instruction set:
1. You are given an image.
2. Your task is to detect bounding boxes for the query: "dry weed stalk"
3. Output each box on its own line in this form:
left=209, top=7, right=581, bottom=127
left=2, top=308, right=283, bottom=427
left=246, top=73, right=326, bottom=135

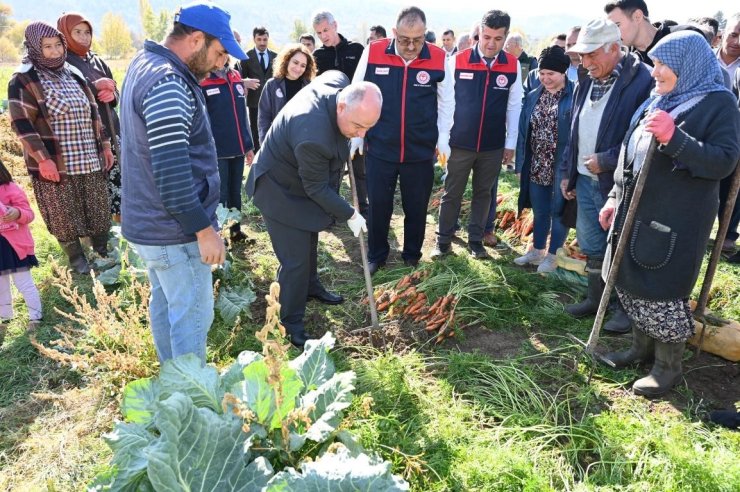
left=222, top=282, right=312, bottom=446
left=29, top=258, right=157, bottom=382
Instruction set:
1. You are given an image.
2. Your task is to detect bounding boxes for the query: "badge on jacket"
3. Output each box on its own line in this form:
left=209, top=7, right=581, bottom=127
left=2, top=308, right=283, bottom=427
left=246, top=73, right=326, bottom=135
left=276, top=88, right=284, bottom=98
left=206, top=88, right=220, bottom=96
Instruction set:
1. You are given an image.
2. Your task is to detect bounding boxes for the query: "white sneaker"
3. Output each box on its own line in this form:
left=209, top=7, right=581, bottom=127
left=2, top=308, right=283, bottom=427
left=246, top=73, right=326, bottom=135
left=536, top=254, right=558, bottom=273
left=514, top=248, right=546, bottom=266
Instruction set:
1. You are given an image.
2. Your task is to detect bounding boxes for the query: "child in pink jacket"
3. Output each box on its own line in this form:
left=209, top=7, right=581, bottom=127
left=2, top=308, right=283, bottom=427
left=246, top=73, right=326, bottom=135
left=0, top=158, right=42, bottom=346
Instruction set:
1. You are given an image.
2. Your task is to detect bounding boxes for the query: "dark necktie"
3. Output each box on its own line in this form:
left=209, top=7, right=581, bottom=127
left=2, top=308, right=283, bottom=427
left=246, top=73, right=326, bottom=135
left=259, top=52, right=266, bottom=71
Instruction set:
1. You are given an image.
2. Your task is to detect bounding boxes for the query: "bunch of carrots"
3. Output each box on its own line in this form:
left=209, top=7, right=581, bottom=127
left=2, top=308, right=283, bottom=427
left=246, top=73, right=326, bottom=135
left=497, top=208, right=534, bottom=242
left=363, top=270, right=458, bottom=344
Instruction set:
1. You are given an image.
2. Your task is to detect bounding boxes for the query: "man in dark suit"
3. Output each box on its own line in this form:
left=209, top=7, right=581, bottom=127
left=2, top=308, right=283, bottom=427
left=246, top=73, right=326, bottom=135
left=237, top=26, right=276, bottom=151
left=245, top=72, right=382, bottom=347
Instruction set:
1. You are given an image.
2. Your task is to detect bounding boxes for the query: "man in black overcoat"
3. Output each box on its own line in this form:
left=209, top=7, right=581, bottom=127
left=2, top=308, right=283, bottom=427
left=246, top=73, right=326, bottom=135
left=246, top=71, right=382, bottom=347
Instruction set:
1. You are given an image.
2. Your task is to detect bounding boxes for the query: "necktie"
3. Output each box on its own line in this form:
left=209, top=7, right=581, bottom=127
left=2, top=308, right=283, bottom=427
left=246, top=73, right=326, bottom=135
left=259, top=52, right=266, bottom=71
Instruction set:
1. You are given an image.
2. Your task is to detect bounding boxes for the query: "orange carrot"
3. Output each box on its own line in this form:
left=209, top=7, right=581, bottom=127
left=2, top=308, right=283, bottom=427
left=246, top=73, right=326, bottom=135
left=399, top=286, right=416, bottom=299
left=396, top=276, right=411, bottom=290
left=377, top=301, right=390, bottom=311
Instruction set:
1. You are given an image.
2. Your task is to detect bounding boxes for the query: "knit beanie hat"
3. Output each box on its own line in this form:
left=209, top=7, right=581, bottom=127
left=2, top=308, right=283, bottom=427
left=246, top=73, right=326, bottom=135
left=537, top=45, right=570, bottom=74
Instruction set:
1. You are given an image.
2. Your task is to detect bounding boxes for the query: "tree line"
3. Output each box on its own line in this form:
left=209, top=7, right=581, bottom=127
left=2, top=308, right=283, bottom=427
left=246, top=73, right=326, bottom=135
left=0, top=0, right=170, bottom=62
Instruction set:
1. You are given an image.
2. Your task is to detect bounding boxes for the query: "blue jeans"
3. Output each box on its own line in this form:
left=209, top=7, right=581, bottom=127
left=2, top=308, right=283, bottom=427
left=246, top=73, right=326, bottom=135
left=529, top=181, right=569, bottom=254
left=575, top=176, right=608, bottom=258
left=218, top=156, right=245, bottom=210
left=131, top=241, right=213, bottom=363
left=484, top=177, right=500, bottom=234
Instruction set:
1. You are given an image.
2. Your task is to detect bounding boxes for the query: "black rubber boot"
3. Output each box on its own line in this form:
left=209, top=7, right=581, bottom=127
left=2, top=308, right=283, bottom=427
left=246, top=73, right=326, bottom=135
left=565, top=269, right=604, bottom=318
left=60, top=240, right=91, bottom=274
left=604, top=304, right=632, bottom=334
left=602, top=327, right=654, bottom=368
left=91, top=234, right=109, bottom=257
left=633, top=341, right=685, bottom=397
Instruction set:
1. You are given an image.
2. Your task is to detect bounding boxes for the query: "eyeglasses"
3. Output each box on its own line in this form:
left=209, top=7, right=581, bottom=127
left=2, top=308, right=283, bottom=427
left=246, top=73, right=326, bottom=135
left=396, top=36, right=425, bottom=47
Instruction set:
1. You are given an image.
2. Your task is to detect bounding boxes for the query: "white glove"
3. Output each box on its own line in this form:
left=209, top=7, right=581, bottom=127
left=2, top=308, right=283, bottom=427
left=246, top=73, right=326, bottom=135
left=346, top=210, right=367, bottom=237
left=437, top=135, right=451, bottom=168
left=349, top=137, right=364, bottom=159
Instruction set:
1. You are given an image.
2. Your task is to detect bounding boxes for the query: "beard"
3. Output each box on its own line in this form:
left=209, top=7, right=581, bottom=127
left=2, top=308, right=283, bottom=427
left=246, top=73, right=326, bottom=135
left=187, top=44, right=211, bottom=80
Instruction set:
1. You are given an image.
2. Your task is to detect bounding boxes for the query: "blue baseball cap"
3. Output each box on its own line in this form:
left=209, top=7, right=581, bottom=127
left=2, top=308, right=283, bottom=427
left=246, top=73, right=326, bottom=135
left=175, top=1, right=247, bottom=60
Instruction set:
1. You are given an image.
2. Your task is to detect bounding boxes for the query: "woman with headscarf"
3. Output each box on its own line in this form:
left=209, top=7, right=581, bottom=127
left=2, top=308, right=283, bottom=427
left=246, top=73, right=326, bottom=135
left=513, top=45, right=574, bottom=273
left=599, top=31, right=740, bottom=397
left=8, top=22, right=113, bottom=274
left=257, top=44, right=316, bottom=145
left=57, top=12, right=121, bottom=226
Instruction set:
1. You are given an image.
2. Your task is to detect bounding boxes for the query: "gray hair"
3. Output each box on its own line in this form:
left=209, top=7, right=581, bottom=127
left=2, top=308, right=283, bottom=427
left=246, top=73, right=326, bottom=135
left=338, top=81, right=383, bottom=110
left=457, top=34, right=470, bottom=50
left=505, top=33, right=523, bottom=47
left=724, top=13, right=740, bottom=38
left=603, top=39, right=623, bottom=53
left=312, top=11, right=335, bottom=26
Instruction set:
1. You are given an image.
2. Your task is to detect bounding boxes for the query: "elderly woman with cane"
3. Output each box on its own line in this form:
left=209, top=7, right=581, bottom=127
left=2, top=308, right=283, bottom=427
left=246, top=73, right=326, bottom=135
left=599, top=31, right=740, bottom=397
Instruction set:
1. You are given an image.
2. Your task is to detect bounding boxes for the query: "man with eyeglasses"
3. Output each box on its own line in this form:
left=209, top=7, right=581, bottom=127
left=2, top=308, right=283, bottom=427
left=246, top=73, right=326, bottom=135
left=351, top=6, right=454, bottom=273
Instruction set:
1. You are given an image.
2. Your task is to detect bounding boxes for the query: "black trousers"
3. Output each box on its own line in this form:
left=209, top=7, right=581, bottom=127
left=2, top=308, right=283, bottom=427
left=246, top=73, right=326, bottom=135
left=263, top=216, right=321, bottom=335
left=249, top=106, right=260, bottom=152
left=351, top=154, right=369, bottom=216
left=365, top=154, right=434, bottom=264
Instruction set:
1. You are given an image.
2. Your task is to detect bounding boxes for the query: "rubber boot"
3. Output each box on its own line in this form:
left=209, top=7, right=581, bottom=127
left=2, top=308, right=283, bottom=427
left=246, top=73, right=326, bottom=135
left=91, top=234, right=109, bottom=257
left=632, top=340, right=685, bottom=397
left=565, top=270, right=604, bottom=318
left=60, top=239, right=91, bottom=274
left=601, top=327, right=654, bottom=368
left=604, top=304, right=632, bottom=334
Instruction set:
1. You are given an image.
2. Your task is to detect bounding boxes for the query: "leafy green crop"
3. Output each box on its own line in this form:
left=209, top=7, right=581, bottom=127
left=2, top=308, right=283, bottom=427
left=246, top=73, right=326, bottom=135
left=90, top=332, right=409, bottom=491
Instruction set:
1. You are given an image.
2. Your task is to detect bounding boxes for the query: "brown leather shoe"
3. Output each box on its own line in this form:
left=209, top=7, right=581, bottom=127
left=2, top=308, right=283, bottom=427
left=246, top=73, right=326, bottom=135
left=483, top=232, right=498, bottom=247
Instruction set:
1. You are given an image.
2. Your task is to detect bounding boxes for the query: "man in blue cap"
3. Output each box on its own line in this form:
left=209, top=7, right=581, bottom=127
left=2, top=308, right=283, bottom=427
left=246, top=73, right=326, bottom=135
left=120, top=1, right=246, bottom=364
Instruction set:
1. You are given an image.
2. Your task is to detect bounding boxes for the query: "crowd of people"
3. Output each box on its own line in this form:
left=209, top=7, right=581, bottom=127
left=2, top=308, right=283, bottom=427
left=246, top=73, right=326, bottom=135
left=2, top=0, right=740, bottom=426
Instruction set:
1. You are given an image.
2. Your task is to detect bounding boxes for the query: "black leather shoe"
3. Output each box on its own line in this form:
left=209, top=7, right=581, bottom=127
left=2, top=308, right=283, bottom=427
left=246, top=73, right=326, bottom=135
left=403, top=258, right=419, bottom=268
left=468, top=241, right=488, bottom=259
left=368, top=261, right=385, bottom=275
left=289, top=331, right=314, bottom=348
left=307, top=289, right=344, bottom=305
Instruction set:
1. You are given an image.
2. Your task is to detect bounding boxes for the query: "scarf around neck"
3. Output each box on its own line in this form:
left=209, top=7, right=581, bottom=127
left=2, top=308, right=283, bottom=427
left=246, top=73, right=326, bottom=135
left=23, top=21, right=67, bottom=73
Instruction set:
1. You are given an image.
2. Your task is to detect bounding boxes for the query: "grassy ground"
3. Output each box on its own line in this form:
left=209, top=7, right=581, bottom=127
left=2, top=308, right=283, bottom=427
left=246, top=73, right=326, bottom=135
left=0, top=117, right=739, bottom=489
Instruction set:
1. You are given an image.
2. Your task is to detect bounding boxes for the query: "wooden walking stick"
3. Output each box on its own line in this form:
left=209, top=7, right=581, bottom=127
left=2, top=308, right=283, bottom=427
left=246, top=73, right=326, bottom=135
left=693, top=159, right=740, bottom=356
left=569, top=138, right=659, bottom=372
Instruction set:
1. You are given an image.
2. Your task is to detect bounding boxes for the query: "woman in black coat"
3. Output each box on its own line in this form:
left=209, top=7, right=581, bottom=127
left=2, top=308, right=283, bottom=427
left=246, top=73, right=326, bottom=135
left=257, top=44, right=316, bottom=145
left=599, top=32, right=740, bottom=397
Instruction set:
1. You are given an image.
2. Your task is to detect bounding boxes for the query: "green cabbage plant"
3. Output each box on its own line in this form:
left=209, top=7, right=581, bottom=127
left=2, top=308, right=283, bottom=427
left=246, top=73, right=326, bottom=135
left=89, top=331, right=408, bottom=491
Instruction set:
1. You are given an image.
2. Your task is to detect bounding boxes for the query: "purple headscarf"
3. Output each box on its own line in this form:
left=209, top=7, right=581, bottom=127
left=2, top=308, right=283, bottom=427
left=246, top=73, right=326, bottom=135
left=23, top=21, right=67, bottom=72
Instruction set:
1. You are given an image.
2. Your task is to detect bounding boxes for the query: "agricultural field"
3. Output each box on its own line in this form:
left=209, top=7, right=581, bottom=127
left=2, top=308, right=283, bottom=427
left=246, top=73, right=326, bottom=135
left=0, top=110, right=739, bottom=490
